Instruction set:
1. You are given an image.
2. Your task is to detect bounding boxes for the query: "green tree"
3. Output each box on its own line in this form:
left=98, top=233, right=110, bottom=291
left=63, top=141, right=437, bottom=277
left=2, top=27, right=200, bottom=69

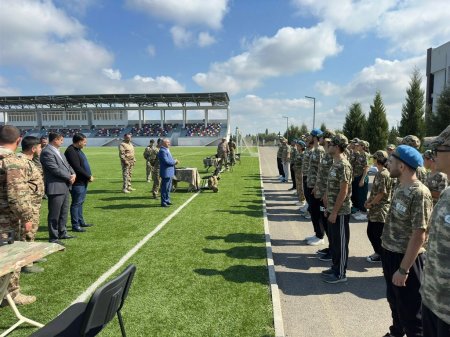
left=429, top=85, right=450, bottom=135
left=299, top=123, right=308, bottom=135
left=399, top=68, right=425, bottom=139
left=388, top=126, right=400, bottom=145
left=283, top=125, right=303, bottom=143
left=343, top=102, right=367, bottom=140
left=320, top=123, right=327, bottom=132
left=366, top=91, right=389, bottom=152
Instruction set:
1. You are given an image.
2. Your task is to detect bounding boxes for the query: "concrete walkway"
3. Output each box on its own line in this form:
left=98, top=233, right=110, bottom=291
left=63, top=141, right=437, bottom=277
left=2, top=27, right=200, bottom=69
left=259, top=147, right=392, bottom=337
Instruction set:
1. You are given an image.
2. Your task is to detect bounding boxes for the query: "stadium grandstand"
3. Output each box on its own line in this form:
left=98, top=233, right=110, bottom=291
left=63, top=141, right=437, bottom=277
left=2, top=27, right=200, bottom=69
left=0, top=92, right=230, bottom=146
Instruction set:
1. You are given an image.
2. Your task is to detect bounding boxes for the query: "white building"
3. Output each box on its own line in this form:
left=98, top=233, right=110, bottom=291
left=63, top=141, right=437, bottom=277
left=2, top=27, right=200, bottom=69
left=426, top=41, right=450, bottom=112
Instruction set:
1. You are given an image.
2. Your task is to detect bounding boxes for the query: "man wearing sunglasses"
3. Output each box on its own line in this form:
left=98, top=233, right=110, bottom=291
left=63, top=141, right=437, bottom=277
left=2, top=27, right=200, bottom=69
left=421, top=125, right=450, bottom=337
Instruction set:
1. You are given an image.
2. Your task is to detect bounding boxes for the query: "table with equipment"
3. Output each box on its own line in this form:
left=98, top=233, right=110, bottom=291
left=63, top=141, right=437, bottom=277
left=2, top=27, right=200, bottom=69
left=173, top=168, right=201, bottom=191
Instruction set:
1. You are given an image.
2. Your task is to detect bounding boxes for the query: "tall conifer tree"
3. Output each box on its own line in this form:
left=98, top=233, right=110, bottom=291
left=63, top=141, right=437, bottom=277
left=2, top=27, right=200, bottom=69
left=366, top=91, right=389, bottom=152
left=399, top=68, right=425, bottom=139
left=343, top=102, right=367, bottom=140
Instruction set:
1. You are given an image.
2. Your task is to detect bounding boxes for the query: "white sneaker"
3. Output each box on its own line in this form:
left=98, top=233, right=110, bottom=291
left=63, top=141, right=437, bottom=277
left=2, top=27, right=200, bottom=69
left=355, top=213, right=367, bottom=221
left=295, top=201, right=302, bottom=206
left=351, top=211, right=361, bottom=219
left=300, top=203, right=309, bottom=213
left=303, top=213, right=311, bottom=219
left=307, top=237, right=325, bottom=246
left=305, top=234, right=316, bottom=242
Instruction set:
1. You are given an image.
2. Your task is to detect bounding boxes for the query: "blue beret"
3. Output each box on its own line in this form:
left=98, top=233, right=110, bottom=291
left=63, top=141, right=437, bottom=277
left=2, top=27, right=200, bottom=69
left=311, top=128, right=323, bottom=137
left=297, top=140, right=306, bottom=148
left=392, top=145, right=423, bottom=170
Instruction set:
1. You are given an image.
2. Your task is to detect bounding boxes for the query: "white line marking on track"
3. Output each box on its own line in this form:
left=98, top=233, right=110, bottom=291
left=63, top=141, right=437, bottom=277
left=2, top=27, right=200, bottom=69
left=72, top=191, right=200, bottom=304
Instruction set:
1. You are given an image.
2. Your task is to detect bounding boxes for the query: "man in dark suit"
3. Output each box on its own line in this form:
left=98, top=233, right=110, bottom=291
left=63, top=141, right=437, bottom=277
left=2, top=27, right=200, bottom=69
left=64, top=133, right=94, bottom=232
left=40, top=132, right=76, bottom=243
left=158, top=138, right=178, bottom=207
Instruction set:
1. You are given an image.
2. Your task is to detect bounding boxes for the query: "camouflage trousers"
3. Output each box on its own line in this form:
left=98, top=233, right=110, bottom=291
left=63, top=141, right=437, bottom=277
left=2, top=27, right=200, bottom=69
left=229, top=152, right=236, bottom=166
left=145, top=161, right=153, bottom=182
left=152, top=170, right=161, bottom=194
left=121, top=161, right=135, bottom=190
left=21, top=204, right=41, bottom=242
left=295, top=169, right=305, bottom=202
left=1, top=219, right=22, bottom=298
left=208, top=176, right=219, bottom=192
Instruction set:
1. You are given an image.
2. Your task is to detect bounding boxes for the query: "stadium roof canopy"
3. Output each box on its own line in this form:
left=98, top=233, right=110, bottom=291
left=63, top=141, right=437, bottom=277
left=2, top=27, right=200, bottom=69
left=0, top=92, right=230, bottom=112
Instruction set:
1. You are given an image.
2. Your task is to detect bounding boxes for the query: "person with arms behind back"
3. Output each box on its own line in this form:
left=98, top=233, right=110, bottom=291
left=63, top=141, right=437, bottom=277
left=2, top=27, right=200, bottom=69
left=158, top=138, right=178, bottom=207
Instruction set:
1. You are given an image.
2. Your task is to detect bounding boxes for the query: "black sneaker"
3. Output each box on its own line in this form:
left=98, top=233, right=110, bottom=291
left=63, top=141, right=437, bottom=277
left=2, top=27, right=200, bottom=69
left=323, top=274, right=347, bottom=284
left=72, top=227, right=86, bottom=233
left=316, top=248, right=329, bottom=255
left=319, top=253, right=332, bottom=261
left=321, top=268, right=335, bottom=275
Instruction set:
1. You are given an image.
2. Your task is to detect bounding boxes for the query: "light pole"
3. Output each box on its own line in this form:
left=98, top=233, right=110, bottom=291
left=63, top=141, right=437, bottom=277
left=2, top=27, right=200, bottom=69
left=282, top=116, right=289, bottom=141
left=305, top=96, right=316, bottom=129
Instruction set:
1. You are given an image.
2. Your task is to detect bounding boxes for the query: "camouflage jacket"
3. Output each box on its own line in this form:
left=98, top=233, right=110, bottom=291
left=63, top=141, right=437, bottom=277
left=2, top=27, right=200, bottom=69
left=416, top=166, right=428, bottom=184
left=293, top=151, right=304, bottom=170
left=290, top=146, right=298, bottom=163
left=421, top=187, right=450, bottom=324
left=326, top=158, right=353, bottom=215
left=381, top=180, right=433, bottom=254
left=143, top=145, right=155, bottom=161
left=151, top=148, right=161, bottom=172
left=229, top=141, right=236, bottom=153
left=0, top=148, right=35, bottom=229
left=280, top=143, right=291, bottom=162
left=367, top=167, right=392, bottom=223
left=16, top=152, right=45, bottom=203
left=276, top=144, right=283, bottom=158
left=314, top=152, right=333, bottom=199
left=307, top=145, right=325, bottom=188
left=425, top=171, right=448, bottom=204
left=352, top=151, right=370, bottom=177
left=217, top=142, right=229, bottom=157
left=302, top=148, right=312, bottom=176
left=119, top=141, right=135, bottom=162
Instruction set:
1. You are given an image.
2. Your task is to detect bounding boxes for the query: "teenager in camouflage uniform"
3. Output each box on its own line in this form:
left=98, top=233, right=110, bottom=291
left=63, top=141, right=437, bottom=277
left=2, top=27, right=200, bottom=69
left=381, top=145, right=433, bottom=337
left=401, top=135, right=428, bottom=183
left=289, top=139, right=298, bottom=190
left=151, top=139, right=162, bottom=198
left=143, top=139, right=155, bottom=182
left=364, top=150, right=392, bottom=263
left=0, top=126, right=36, bottom=305
left=314, top=130, right=335, bottom=259
left=351, top=140, right=370, bottom=219
left=276, top=137, right=285, bottom=180
left=423, top=150, right=448, bottom=204
left=217, top=137, right=229, bottom=171
left=305, top=128, right=325, bottom=245
left=293, top=140, right=306, bottom=205
left=421, top=125, right=450, bottom=337
left=280, top=138, right=291, bottom=183
left=119, top=133, right=136, bottom=193
left=301, top=135, right=313, bottom=215
left=322, top=133, right=352, bottom=283
left=228, top=138, right=237, bottom=166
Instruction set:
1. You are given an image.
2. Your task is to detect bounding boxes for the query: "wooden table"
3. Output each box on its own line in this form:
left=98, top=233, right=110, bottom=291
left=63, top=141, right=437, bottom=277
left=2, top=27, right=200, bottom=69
left=173, top=168, right=201, bottom=191
left=0, top=241, right=65, bottom=337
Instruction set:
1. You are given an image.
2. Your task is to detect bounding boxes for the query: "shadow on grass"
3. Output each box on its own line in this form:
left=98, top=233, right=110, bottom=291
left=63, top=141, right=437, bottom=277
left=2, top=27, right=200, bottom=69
left=206, top=233, right=265, bottom=243
left=194, top=265, right=268, bottom=284
left=86, top=189, right=118, bottom=194
left=216, top=209, right=262, bottom=218
left=99, top=196, right=153, bottom=201
left=203, top=246, right=266, bottom=259
left=95, top=203, right=160, bottom=209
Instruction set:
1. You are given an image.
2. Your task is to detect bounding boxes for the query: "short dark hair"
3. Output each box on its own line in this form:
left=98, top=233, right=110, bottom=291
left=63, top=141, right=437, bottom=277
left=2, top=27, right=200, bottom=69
left=0, top=125, right=21, bottom=144
left=21, top=136, right=40, bottom=152
left=40, top=136, right=48, bottom=141
left=48, top=132, right=63, bottom=142
left=73, top=133, right=86, bottom=143
left=377, top=158, right=388, bottom=167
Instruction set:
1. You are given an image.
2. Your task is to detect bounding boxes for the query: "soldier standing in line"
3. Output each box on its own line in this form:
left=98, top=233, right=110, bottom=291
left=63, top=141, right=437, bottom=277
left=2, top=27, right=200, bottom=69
left=322, top=133, right=352, bottom=284
left=0, top=125, right=37, bottom=305
left=119, top=133, right=136, bottom=193
left=305, top=128, right=325, bottom=245
left=216, top=137, right=229, bottom=172
left=280, top=137, right=291, bottom=183
left=314, top=130, right=335, bottom=260
left=293, top=140, right=306, bottom=207
left=386, top=144, right=396, bottom=156
left=364, top=150, right=392, bottom=263
left=351, top=140, right=371, bottom=220
left=228, top=137, right=237, bottom=166
left=423, top=149, right=448, bottom=204
left=400, top=135, right=428, bottom=183
left=276, top=137, right=285, bottom=181
left=421, top=125, right=450, bottom=337
left=300, top=134, right=313, bottom=218
left=151, top=139, right=162, bottom=199
left=289, top=139, right=298, bottom=191
left=143, top=139, right=156, bottom=183
left=381, top=145, right=433, bottom=337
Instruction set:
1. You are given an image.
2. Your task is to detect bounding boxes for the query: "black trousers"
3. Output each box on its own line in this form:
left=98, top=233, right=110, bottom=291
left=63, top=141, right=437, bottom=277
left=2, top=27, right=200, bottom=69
left=310, top=195, right=324, bottom=239
left=303, top=176, right=311, bottom=207
left=351, top=175, right=369, bottom=212
left=290, top=164, right=296, bottom=189
left=277, top=157, right=284, bottom=177
left=47, top=190, right=70, bottom=241
left=422, top=304, right=450, bottom=337
left=382, top=249, right=424, bottom=337
left=328, top=214, right=350, bottom=278
left=367, top=221, right=384, bottom=255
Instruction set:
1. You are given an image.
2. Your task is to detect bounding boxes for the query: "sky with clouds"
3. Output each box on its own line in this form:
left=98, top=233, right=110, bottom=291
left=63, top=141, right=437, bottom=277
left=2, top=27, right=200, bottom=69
left=0, top=0, right=449, bottom=135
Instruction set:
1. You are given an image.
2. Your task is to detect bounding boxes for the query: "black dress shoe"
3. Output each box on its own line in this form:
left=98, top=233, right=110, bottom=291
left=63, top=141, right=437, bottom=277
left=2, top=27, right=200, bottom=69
left=59, top=234, right=76, bottom=239
left=49, top=240, right=65, bottom=246
left=161, top=204, right=170, bottom=207
left=166, top=202, right=173, bottom=205
left=80, top=223, right=94, bottom=227
left=72, top=227, right=86, bottom=232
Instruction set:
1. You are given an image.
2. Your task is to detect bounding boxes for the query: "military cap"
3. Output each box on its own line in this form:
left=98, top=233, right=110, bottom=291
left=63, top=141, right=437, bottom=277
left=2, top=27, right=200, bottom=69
left=310, top=128, right=323, bottom=137
left=400, top=135, right=421, bottom=149
left=280, top=137, right=287, bottom=142
left=321, top=129, right=335, bottom=141
left=330, top=133, right=349, bottom=147
left=363, top=140, right=370, bottom=148
left=296, top=140, right=306, bottom=148
left=422, top=149, right=434, bottom=160
left=149, top=139, right=155, bottom=143
left=386, top=144, right=396, bottom=150
left=351, top=137, right=361, bottom=143
left=372, top=150, right=388, bottom=161
left=391, top=145, right=423, bottom=170
left=428, top=124, right=450, bottom=148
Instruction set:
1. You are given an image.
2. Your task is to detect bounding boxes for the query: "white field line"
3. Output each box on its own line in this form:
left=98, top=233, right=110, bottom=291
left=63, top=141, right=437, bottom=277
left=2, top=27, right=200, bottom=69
left=72, top=191, right=200, bottom=304
left=258, top=147, right=285, bottom=337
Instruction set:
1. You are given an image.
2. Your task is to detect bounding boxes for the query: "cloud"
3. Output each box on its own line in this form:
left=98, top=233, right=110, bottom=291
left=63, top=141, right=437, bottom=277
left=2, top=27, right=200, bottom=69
left=126, top=0, right=229, bottom=29
left=170, top=26, right=193, bottom=48
left=146, top=45, right=156, bottom=57
left=315, top=81, right=340, bottom=96
left=0, top=76, right=19, bottom=96
left=193, top=23, right=342, bottom=94
left=198, top=32, right=216, bottom=47
left=0, top=0, right=185, bottom=95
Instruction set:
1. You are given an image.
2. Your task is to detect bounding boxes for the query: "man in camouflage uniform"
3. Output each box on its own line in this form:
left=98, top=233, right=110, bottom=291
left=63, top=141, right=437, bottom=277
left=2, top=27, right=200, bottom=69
left=276, top=137, right=285, bottom=180
left=322, top=133, right=352, bottom=283
left=314, top=130, right=335, bottom=259
left=228, top=137, right=237, bottom=166
left=216, top=137, right=229, bottom=171
left=280, top=137, right=291, bottom=183
left=293, top=140, right=306, bottom=206
left=423, top=149, right=448, bottom=204
left=207, top=174, right=219, bottom=192
left=351, top=139, right=371, bottom=220
left=364, top=150, right=392, bottom=263
left=387, top=144, right=396, bottom=156
left=151, top=139, right=162, bottom=198
left=0, top=125, right=37, bottom=305
left=401, top=135, right=428, bottom=183
left=289, top=139, right=298, bottom=190
left=421, top=125, right=450, bottom=337
left=305, top=128, right=325, bottom=245
left=381, top=145, right=433, bottom=337
left=301, top=134, right=313, bottom=215
left=119, top=133, right=136, bottom=193
left=143, top=139, right=156, bottom=182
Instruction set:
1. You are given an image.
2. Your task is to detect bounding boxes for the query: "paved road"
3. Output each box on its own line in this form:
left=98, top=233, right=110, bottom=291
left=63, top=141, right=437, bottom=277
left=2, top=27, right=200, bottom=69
left=259, top=147, right=392, bottom=337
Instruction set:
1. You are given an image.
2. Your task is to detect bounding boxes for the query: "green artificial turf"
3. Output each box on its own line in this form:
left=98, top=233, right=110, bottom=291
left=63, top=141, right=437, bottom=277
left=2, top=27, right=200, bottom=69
left=1, top=146, right=274, bottom=337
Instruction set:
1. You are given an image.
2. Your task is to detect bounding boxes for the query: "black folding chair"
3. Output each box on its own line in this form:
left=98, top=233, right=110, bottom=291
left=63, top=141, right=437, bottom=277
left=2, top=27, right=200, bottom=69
left=30, top=264, right=136, bottom=337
